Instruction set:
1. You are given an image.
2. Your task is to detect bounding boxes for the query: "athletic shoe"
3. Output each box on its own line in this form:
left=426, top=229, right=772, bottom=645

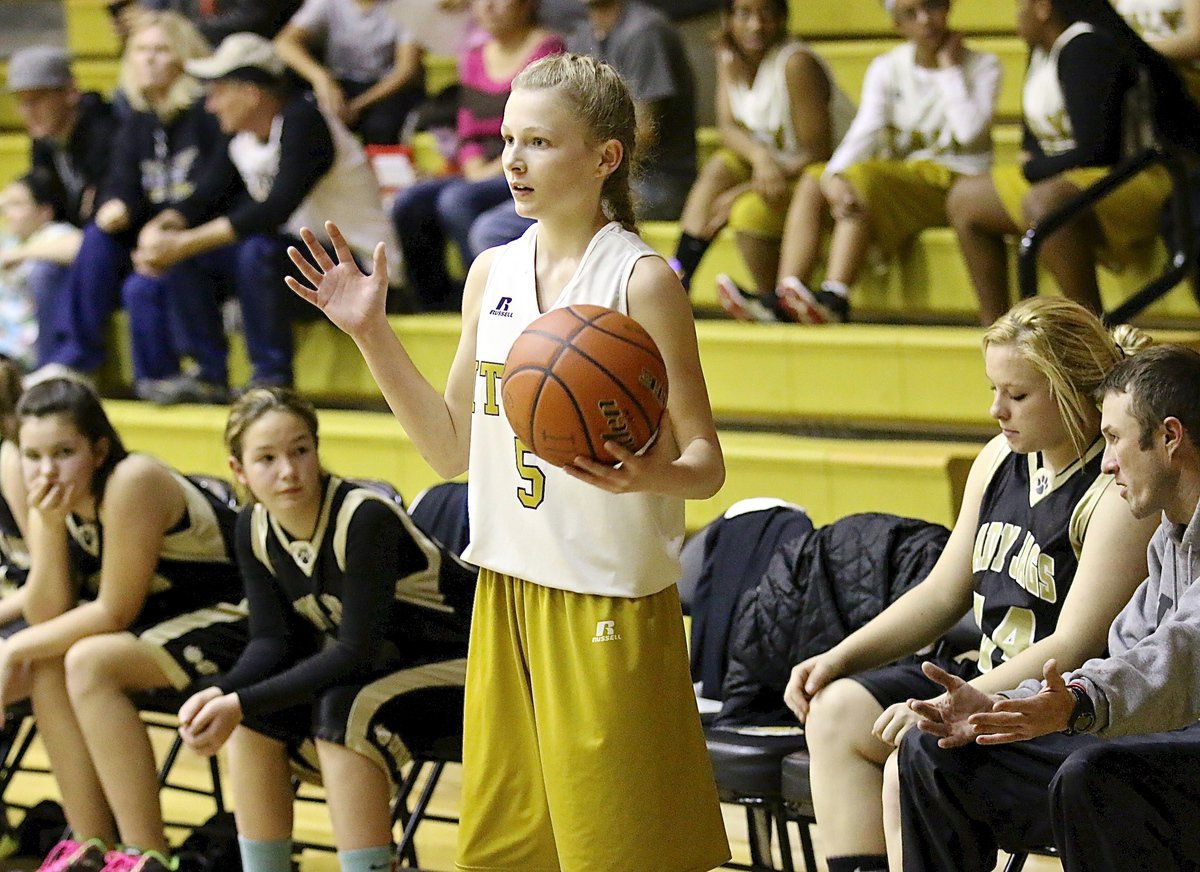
left=715, top=274, right=778, bottom=323
left=37, top=839, right=108, bottom=872
left=101, top=850, right=174, bottom=871
left=775, top=278, right=850, bottom=325
left=138, top=373, right=231, bottom=406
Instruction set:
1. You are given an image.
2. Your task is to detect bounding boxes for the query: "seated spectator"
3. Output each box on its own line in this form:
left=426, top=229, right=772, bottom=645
left=44, top=11, right=233, bottom=397
left=0, top=171, right=81, bottom=370
left=781, top=298, right=1157, bottom=872
left=391, top=0, right=562, bottom=311
left=131, top=32, right=399, bottom=402
left=8, top=377, right=247, bottom=872
left=718, top=0, right=1000, bottom=324
left=6, top=47, right=118, bottom=378
left=179, top=388, right=475, bottom=872
left=0, top=356, right=31, bottom=635
left=467, top=0, right=696, bottom=253
left=6, top=46, right=118, bottom=231
left=897, top=345, right=1200, bottom=872
left=670, top=0, right=855, bottom=300
left=1117, top=0, right=1200, bottom=100
left=946, top=0, right=1200, bottom=324
left=138, top=0, right=303, bottom=46
left=273, top=0, right=424, bottom=145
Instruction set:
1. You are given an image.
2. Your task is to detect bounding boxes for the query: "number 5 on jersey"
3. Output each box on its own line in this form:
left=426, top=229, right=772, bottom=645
left=514, top=438, right=545, bottom=509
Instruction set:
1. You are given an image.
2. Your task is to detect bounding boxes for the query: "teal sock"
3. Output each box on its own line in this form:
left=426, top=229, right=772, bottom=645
left=338, top=845, right=394, bottom=872
left=237, top=836, right=292, bottom=872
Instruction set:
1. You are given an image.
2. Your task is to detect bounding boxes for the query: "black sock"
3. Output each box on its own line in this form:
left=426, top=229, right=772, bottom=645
left=827, top=855, right=889, bottom=872
left=672, top=232, right=710, bottom=290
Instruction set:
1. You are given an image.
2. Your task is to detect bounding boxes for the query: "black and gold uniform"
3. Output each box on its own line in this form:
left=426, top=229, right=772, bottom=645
left=214, top=476, right=474, bottom=784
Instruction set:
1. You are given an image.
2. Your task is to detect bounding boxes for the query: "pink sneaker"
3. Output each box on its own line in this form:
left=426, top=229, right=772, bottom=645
left=775, top=277, right=849, bottom=325
left=37, top=839, right=108, bottom=872
left=715, top=274, right=777, bottom=323
left=102, top=850, right=173, bottom=872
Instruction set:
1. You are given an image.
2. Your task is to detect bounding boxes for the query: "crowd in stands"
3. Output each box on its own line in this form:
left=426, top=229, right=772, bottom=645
left=2, top=0, right=1194, bottom=402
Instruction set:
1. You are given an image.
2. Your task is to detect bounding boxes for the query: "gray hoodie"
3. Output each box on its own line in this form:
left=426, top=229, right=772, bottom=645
left=1006, top=497, right=1200, bottom=737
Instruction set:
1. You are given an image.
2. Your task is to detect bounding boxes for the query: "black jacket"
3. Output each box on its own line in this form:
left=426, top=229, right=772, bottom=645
left=715, top=512, right=950, bottom=725
left=31, top=91, right=118, bottom=226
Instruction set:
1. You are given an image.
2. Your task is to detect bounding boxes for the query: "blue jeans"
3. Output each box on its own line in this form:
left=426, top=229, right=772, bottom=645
left=392, top=175, right=511, bottom=310
left=37, top=223, right=180, bottom=380
left=162, top=234, right=295, bottom=387
left=468, top=201, right=534, bottom=258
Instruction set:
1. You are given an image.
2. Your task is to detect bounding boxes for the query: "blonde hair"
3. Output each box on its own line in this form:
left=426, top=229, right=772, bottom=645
left=119, top=11, right=210, bottom=119
left=511, top=53, right=640, bottom=232
left=983, top=297, right=1152, bottom=460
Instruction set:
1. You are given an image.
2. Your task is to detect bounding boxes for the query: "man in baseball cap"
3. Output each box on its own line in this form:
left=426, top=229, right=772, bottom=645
left=6, top=45, right=117, bottom=228
left=130, top=32, right=400, bottom=404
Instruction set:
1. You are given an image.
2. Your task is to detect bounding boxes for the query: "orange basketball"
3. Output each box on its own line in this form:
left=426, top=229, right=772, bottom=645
left=501, top=305, right=668, bottom=467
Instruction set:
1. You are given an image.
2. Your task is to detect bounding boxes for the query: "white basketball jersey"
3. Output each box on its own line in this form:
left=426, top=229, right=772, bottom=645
left=461, top=222, right=685, bottom=598
left=727, top=40, right=856, bottom=159
left=1024, top=22, right=1094, bottom=157
left=1116, top=0, right=1200, bottom=97
left=879, top=42, right=995, bottom=174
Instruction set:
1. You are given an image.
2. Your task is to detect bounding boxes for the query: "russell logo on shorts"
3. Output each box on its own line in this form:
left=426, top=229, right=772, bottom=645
left=592, top=620, right=622, bottom=643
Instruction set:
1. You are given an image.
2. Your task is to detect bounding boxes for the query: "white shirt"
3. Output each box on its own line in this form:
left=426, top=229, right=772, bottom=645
left=825, top=41, right=1001, bottom=176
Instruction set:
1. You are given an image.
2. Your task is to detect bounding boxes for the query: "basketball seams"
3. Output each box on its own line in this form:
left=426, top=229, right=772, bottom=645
left=536, top=370, right=600, bottom=463
left=501, top=304, right=668, bottom=466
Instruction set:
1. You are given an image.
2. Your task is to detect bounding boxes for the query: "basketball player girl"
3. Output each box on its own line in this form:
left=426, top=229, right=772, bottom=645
left=668, top=0, right=856, bottom=296
left=781, top=297, right=1159, bottom=872
left=716, top=0, right=1002, bottom=324
left=3, top=377, right=247, bottom=872
left=285, top=51, right=731, bottom=872
left=0, top=356, right=32, bottom=636
left=176, top=388, right=475, bottom=872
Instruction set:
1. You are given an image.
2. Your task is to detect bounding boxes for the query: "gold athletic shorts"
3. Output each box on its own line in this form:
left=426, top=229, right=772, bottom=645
left=456, top=569, right=730, bottom=872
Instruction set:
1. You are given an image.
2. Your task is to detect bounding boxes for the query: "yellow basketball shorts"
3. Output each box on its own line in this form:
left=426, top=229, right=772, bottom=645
left=836, top=159, right=959, bottom=254
left=456, top=569, right=730, bottom=872
left=993, top=162, right=1171, bottom=268
left=715, top=148, right=796, bottom=238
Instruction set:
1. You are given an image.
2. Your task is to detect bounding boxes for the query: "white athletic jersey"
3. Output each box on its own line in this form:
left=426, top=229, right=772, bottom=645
left=228, top=104, right=401, bottom=282
left=1116, top=0, right=1200, bottom=96
left=1024, top=22, right=1094, bottom=157
left=826, top=42, right=1000, bottom=176
left=461, top=222, right=685, bottom=598
left=726, top=40, right=856, bottom=159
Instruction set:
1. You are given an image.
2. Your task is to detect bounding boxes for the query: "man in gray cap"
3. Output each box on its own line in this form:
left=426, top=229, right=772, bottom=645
left=131, top=32, right=399, bottom=403
left=7, top=45, right=117, bottom=228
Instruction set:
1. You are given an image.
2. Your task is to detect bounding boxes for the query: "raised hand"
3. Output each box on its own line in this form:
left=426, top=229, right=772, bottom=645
left=910, top=661, right=999, bottom=748
left=285, top=221, right=390, bottom=339
left=969, top=658, right=1075, bottom=745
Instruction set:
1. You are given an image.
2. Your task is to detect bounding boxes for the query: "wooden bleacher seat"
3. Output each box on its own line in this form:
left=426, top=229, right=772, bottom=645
left=0, top=131, right=29, bottom=182
left=790, top=0, right=1018, bottom=39
left=103, top=398, right=980, bottom=529
left=64, top=0, right=123, bottom=60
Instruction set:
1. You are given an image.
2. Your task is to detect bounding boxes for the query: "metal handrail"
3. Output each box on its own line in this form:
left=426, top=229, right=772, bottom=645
left=1015, top=144, right=1198, bottom=326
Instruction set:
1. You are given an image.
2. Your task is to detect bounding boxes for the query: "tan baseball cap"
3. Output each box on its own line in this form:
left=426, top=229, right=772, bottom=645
left=185, top=32, right=286, bottom=83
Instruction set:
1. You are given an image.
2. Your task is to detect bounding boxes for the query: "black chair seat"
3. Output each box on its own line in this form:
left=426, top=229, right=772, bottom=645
left=779, top=751, right=813, bottom=819
left=705, top=726, right=807, bottom=800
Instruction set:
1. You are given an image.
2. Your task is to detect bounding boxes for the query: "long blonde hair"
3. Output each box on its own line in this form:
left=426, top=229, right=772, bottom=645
left=119, top=10, right=210, bottom=119
left=511, top=53, right=640, bottom=232
left=983, top=297, right=1152, bottom=460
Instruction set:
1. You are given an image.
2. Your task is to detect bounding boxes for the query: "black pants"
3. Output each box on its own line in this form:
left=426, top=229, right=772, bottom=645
left=899, top=722, right=1200, bottom=872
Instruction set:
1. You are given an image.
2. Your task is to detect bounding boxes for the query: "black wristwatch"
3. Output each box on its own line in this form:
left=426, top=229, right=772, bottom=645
left=1063, top=683, right=1096, bottom=736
